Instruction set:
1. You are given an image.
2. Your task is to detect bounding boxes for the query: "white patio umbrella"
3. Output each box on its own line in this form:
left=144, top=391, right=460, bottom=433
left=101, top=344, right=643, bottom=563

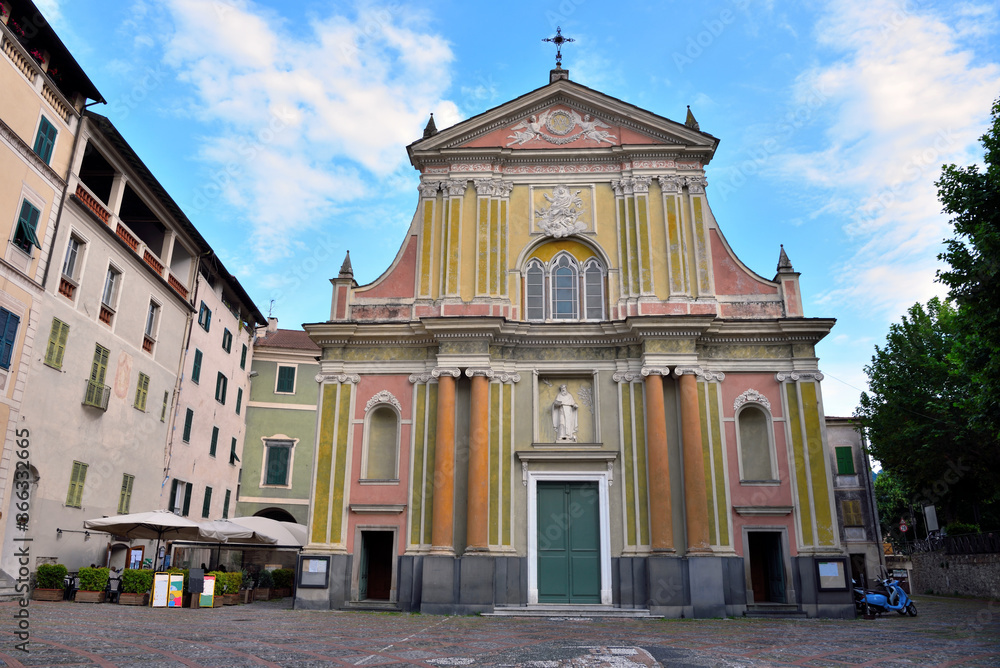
left=230, top=516, right=308, bottom=546
left=84, top=509, right=212, bottom=569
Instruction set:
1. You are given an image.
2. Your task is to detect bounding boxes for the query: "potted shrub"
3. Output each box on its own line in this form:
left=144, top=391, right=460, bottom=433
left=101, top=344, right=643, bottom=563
left=207, top=571, right=226, bottom=607
left=272, top=568, right=294, bottom=598
left=256, top=568, right=273, bottom=601
left=119, top=569, right=153, bottom=606
left=32, top=564, right=67, bottom=601
left=239, top=569, right=254, bottom=604
left=75, top=567, right=109, bottom=603
left=223, top=571, right=241, bottom=605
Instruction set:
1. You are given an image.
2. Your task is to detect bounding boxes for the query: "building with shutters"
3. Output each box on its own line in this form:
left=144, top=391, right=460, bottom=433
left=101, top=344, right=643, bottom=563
left=297, top=64, right=853, bottom=618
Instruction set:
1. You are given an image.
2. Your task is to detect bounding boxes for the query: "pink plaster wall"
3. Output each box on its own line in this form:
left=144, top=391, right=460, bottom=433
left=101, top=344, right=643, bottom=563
left=711, top=230, right=778, bottom=296
left=461, top=105, right=665, bottom=149
left=347, top=374, right=414, bottom=554
left=356, top=235, right=418, bottom=299
left=720, top=373, right=798, bottom=557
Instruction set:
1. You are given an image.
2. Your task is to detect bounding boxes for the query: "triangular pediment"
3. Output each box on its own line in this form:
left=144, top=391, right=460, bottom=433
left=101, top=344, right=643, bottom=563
left=409, top=78, right=718, bottom=163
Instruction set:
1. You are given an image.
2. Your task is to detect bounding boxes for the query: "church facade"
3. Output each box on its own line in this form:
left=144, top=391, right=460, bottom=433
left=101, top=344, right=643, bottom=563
left=298, top=69, right=852, bottom=618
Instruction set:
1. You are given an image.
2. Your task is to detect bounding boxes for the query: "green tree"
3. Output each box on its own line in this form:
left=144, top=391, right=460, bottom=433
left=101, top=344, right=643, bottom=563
left=873, top=469, right=913, bottom=549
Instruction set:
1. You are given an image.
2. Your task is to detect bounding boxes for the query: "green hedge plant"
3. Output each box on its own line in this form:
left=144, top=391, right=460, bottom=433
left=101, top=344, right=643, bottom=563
left=257, top=569, right=274, bottom=588
left=207, top=571, right=226, bottom=596
left=272, top=568, right=294, bottom=589
left=36, top=564, right=67, bottom=590
left=121, top=569, right=154, bottom=594
left=77, top=567, right=109, bottom=592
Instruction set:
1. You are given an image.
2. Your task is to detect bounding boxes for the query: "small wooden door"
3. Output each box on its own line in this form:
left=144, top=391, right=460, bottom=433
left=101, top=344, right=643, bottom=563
left=359, top=531, right=393, bottom=601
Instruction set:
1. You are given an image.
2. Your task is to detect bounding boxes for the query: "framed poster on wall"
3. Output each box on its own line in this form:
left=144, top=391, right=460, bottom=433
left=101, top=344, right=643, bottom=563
left=816, top=558, right=849, bottom=591
left=128, top=546, right=144, bottom=570
left=298, top=556, right=329, bottom=588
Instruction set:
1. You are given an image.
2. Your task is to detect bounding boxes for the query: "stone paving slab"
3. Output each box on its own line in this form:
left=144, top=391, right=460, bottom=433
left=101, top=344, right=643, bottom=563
left=0, top=595, right=997, bottom=667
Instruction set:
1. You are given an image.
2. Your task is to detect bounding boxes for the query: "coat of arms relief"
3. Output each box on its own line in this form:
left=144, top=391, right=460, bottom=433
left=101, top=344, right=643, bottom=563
left=507, top=108, right=618, bottom=147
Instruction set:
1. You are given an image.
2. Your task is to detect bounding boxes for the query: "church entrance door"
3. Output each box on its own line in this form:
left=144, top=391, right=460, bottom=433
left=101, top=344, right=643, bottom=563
left=358, top=531, right=393, bottom=601
left=536, top=481, right=600, bottom=604
left=748, top=531, right=786, bottom=603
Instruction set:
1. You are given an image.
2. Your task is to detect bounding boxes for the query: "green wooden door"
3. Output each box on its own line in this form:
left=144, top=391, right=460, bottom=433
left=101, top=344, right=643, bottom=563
left=537, top=481, right=600, bottom=603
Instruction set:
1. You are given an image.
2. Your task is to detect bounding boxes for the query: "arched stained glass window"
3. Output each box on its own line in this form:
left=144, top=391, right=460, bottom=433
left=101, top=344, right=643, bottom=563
left=522, top=253, right=606, bottom=322
left=550, top=254, right=578, bottom=319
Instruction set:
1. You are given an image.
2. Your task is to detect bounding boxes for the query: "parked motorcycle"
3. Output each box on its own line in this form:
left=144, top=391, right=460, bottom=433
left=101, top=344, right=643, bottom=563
left=855, top=577, right=917, bottom=617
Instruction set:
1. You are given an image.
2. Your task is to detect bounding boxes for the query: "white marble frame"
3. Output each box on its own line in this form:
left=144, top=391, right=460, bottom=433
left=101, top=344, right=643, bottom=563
left=526, top=469, right=612, bottom=605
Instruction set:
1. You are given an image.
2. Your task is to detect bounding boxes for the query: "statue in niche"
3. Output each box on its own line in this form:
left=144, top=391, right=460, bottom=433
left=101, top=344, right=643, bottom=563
left=551, top=384, right=579, bottom=442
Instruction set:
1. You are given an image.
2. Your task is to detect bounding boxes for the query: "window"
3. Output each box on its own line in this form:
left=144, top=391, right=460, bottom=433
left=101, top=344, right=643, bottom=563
left=32, top=116, right=57, bottom=164
left=118, top=474, right=134, bottom=514
left=160, top=391, right=168, bottom=422
left=240, top=343, right=247, bottom=369
left=209, top=426, right=219, bottom=457
left=275, top=365, right=296, bottom=394
left=169, top=479, right=192, bottom=516
left=222, top=489, right=231, bottom=519
left=0, top=308, right=21, bottom=370
left=44, top=318, right=69, bottom=369
left=523, top=252, right=606, bottom=322
left=263, top=439, right=294, bottom=486
left=202, top=487, right=213, bottom=519
left=144, top=300, right=160, bottom=349
left=13, top=200, right=41, bottom=255
left=235, top=387, right=243, bottom=415
left=836, top=446, right=856, bottom=475
left=66, top=461, right=88, bottom=507
left=737, top=404, right=775, bottom=481
left=842, top=499, right=864, bottom=527
left=222, top=328, right=232, bottom=353
left=133, top=372, right=150, bottom=411
left=182, top=408, right=193, bottom=442
left=215, top=372, right=227, bottom=404
left=61, top=236, right=82, bottom=279
left=198, top=302, right=211, bottom=331
left=364, top=405, right=399, bottom=480
left=191, top=349, right=203, bottom=383
left=83, top=344, right=110, bottom=410
left=100, top=266, right=121, bottom=325
left=229, top=437, right=239, bottom=465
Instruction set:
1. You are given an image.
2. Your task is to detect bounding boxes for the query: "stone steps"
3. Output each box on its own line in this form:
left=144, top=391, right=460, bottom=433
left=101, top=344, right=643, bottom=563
left=485, top=605, right=659, bottom=619
left=743, top=604, right=808, bottom=619
left=0, top=570, right=24, bottom=602
left=341, top=600, right=403, bottom=613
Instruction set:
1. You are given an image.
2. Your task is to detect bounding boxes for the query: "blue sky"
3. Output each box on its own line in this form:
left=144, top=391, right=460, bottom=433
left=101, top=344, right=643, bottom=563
left=39, top=0, right=1000, bottom=416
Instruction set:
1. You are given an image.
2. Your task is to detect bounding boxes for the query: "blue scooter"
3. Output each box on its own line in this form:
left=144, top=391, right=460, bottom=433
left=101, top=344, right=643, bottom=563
left=857, top=577, right=917, bottom=617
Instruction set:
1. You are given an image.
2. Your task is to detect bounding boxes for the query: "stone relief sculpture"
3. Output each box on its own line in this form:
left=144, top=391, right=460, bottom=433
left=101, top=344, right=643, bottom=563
left=535, top=184, right=587, bottom=237
left=507, top=108, right=618, bottom=146
left=551, top=384, right=579, bottom=442
left=574, top=112, right=617, bottom=144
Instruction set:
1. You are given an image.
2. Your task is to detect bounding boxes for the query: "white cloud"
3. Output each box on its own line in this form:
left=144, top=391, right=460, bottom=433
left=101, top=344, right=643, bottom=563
left=155, top=0, right=460, bottom=261
left=777, top=0, right=1000, bottom=318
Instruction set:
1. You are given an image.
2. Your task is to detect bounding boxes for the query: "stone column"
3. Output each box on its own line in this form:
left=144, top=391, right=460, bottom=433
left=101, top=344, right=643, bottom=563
left=465, top=368, right=493, bottom=552
left=675, top=367, right=711, bottom=554
left=430, top=368, right=461, bottom=554
left=642, top=367, right=674, bottom=552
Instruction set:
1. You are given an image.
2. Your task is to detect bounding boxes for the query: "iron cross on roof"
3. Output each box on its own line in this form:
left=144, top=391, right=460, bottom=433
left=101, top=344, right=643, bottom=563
left=543, top=27, right=574, bottom=69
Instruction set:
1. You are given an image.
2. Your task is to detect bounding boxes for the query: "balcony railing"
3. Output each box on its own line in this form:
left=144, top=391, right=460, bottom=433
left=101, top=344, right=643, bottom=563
left=116, top=223, right=139, bottom=251
left=83, top=380, right=110, bottom=411
left=143, top=250, right=163, bottom=274
left=58, top=277, right=76, bottom=299
left=74, top=184, right=110, bottom=223
left=142, top=336, right=155, bottom=353
left=167, top=274, right=188, bottom=299
left=99, top=304, right=114, bottom=325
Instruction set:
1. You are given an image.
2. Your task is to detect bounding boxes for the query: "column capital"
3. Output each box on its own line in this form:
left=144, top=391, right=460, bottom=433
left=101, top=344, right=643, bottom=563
left=465, top=367, right=494, bottom=378
left=631, top=175, right=651, bottom=194
left=315, top=373, right=360, bottom=384
left=684, top=175, right=707, bottom=194
left=613, top=371, right=639, bottom=383
left=495, top=371, right=521, bottom=383
left=417, top=181, right=440, bottom=198
left=657, top=174, right=683, bottom=193
left=672, top=366, right=703, bottom=378
left=640, top=366, right=670, bottom=377
left=408, top=372, right=432, bottom=384
left=431, top=367, right=462, bottom=379
left=441, top=178, right=468, bottom=197
left=775, top=370, right=824, bottom=383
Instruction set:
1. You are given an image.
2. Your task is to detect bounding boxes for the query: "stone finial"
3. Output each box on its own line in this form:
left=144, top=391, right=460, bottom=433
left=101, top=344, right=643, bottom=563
left=550, top=67, right=569, bottom=83
left=338, top=251, right=354, bottom=279
left=423, top=113, right=437, bottom=138
left=685, top=105, right=700, bottom=131
left=777, top=244, right=794, bottom=273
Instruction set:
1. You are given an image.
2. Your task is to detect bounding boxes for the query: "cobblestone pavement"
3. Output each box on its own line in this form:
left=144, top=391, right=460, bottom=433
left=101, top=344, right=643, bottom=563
left=1, top=595, right=998, bottom=667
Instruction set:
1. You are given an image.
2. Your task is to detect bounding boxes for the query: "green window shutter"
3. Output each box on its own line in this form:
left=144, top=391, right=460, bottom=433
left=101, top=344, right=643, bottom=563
left=33, top=116, right=57, bottom=164
left=216, top=372, right=227, bottom=404
left=842, top=499, right=863, bottom=526
left=202, top=487, right=213, bottom=518
left=191, top=349, right=202, bottom=383
left=44, top=318, right=70, bottom=369
left=66, top=461, right=88, bottom=507
left=161, top=391, right=168, bottom=422
left=240, top=344, right=247, bottom=369
left=182, top=482, right=192, bottom=516
left=90, top=344, right=110, bottom=385
left=222, top=328, right=232, bottom=352
left=209, top=426, right=219, bottom=457
left=835, top=446, right=856, bottom=475
left=14, top=200, right=41, bottom=252
left=229, top=437, right=239, bottom=465
left=222, top=489, right=231, bottom=519
left=182, top=408, right=193, bottom=442
left=276, top=366, right=295, bottom=393
left=265, top=444, right=290, bottom=486
left=134, top=373, right=149, bottom=411
left=169, top=479, right=179, bottom=512
left=118, top=474, right=134, bottom=514
left=235, top=388, right=242, bottom=415
left=0, top=308, right=21, bottom=369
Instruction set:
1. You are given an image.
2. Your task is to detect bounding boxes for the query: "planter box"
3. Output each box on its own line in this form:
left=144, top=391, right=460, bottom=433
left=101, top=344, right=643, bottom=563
left=75, top=590, right=106, bottom=603
left=222, top=593, right=239, bottom=606
left=256, top=587, right=271, bottom=601
left=272, top=587, right=290, bottom=599
left=31, top=588, right=64, bottom=602
left=213, top=596, right=224, bottom=608
left=119, top=592, right=149, bottom=606
left=239, top=589, right=254, bottom=604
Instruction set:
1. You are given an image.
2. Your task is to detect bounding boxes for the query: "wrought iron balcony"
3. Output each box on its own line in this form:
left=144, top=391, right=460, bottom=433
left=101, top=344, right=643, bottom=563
left=83, top=379, right=110, bottom=410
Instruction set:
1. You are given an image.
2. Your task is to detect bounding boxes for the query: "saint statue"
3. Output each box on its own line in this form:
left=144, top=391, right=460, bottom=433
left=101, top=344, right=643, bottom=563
left=551, top=384, right=579, bottom=442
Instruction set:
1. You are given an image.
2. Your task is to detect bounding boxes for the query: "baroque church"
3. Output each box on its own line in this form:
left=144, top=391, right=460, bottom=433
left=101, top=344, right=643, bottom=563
left=297, top=60, right=852, bottom=618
